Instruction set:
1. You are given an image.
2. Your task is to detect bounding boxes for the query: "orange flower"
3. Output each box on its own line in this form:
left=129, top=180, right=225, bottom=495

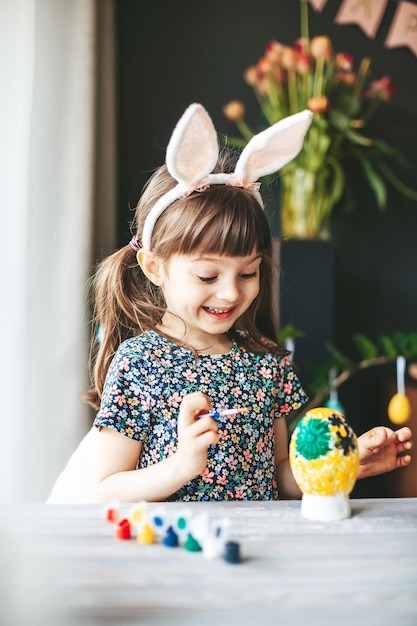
left=281, top=46, right=297, bottom=70
left=307, top=95, right=329, bottom=114
left=223, top=101, right=245, bottom=121
left=310, top=36, right=333, bottom=61
left=243, top=65, right=258, bottom=87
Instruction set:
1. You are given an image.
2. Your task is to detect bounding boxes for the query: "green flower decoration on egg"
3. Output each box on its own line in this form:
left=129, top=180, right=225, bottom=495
left=294, top=418, right=331, bottom=460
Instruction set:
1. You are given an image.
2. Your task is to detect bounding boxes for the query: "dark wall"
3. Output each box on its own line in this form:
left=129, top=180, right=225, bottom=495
left=114, top=1, right=417, bottom=495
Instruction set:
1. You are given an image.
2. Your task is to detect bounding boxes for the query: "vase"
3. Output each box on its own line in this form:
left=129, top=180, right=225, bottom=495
left=279, top=168, right=335, bottom=241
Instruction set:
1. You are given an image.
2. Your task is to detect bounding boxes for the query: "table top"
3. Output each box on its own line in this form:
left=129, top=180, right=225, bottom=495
left=1, top=498, right=417, bottom=626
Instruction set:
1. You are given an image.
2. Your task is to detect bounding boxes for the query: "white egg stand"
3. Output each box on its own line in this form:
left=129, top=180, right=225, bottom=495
left=300, top=492, right=352, bottom=521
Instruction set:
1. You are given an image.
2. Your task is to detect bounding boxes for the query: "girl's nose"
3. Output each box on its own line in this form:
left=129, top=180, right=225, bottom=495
left=215, top=279, right=240, bottom=302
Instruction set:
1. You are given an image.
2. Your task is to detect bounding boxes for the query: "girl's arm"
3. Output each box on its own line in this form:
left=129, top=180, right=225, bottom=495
left=92, top=392, right=219, bottom=503
left=274, top=417, right=302, bottom=500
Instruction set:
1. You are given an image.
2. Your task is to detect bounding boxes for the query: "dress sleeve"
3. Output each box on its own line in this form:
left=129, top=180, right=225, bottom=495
left=275, top=356, right=309, bottom=417
left=93, top=347, right=151, bottom=441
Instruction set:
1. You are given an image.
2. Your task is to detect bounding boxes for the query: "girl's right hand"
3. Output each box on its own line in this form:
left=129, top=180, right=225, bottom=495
left=176, top=392, right=220, bottom=479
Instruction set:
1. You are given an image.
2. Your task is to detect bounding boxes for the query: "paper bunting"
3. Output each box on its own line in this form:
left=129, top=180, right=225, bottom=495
left=335, top=0, right=389, bottom=38
left=385, top=1, right=417, bottom=56
left=307, top=0, right=329, bottom=11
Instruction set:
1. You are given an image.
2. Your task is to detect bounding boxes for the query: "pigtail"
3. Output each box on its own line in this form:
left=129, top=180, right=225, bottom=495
left=83, top=244, right=164, bottom=410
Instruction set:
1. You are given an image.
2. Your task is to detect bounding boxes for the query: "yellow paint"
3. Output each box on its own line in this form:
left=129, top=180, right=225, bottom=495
left=138, top=523, right=156, bottom=544
left=290, top=447, right=359, bottom=495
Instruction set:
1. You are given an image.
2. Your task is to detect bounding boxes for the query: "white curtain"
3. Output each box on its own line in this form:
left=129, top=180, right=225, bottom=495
left=0, top=0, right=116, bottom=503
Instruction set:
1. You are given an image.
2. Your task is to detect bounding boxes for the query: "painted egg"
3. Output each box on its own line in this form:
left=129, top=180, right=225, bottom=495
left=387, top=393, right=411, bottom=425
left=289, top=407, right=359, bottom=520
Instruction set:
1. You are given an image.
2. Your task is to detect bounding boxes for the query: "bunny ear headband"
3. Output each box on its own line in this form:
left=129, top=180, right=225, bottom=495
left=138, top=103, right=313, bottom=250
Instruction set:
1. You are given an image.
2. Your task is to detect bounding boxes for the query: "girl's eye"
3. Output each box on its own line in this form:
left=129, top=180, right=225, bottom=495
left=240, top=272, right=257, bottom=280
left=197, top=276, right=217, bottom=283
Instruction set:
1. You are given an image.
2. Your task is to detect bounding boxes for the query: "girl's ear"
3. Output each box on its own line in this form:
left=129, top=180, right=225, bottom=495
left=136, top=249, right=164, bottom=286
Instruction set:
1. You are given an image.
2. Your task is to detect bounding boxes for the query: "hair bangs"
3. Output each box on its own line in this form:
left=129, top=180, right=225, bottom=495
left=154, top=186, right=271, bottom=259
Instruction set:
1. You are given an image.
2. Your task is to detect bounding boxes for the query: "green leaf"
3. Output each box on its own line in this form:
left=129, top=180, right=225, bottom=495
left=277, top=324, right=306, bottom=342
left=392, top=331, right=417, bottom=356
left=378, top=335, right=398, bottom=358
left=324, top=156, right=345, bottom=205
left=357, top=157, right=387, bottom=208
left=344, top=128, right=373, bottom=147
left=353, top=334, right=378, bottom=360
left=327, top=109, right=351, bottom=132
left=325, top=343, right=355, bottom=370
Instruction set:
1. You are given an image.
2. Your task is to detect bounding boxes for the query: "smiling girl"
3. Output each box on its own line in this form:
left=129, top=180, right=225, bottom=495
left=47, top=104, right=412, bottom=503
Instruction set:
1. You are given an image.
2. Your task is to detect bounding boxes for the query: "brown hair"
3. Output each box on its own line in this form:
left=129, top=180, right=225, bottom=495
left=84, top=148, right=286, bottom=410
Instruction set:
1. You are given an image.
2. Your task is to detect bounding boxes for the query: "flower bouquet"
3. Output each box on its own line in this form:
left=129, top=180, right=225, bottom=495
left=223, top=1, right=417, bottom=240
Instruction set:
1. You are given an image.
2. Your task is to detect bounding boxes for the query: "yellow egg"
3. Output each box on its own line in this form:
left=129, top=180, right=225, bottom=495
left=289, top=407, right=359, bottom=497
left=387, top=393, right=411, bottom=424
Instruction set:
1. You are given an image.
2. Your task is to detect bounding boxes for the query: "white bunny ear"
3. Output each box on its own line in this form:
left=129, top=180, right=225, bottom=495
left=234, top=110, right=313, bottom=182
left=142, top=106, right=312, bottom=250
left=166, top=103, right=219, bottom=185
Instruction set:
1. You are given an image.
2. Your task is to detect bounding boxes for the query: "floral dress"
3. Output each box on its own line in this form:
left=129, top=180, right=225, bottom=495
left=94, top=330, right=308, bottom=501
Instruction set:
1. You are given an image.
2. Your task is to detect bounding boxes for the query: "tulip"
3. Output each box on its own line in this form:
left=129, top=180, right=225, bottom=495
left=281, top=46, right=297, bottom=70
left=335, top=53, right=353, bottom=72
left=307, top=95, right=329, bottom=114
left=257, top=56, right=273, bottom=76
left=310, top=36, right=333, bottom=62
left=243, top=66, right=258, bottom=87
left=222, top=101, right=246, bottom=121
left=296, top=52, right=312, bottom=75
left=265, top=40, right=283, bottom=64
left=295, top=37, right=309, bottom=55
left=365, top=76, right=397, bottom=102
left=257, top=76, right=272, bottom=96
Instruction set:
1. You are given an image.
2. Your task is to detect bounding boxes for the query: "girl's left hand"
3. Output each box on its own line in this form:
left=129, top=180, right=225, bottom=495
left=357, top=426, right=413, bottom=479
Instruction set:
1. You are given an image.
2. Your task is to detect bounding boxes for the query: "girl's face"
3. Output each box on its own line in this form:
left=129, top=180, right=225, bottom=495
left=158, top=250, right=262, bottom=351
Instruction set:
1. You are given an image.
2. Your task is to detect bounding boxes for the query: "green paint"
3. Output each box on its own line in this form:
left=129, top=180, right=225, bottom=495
left=295, top=418, right=331, bottom=460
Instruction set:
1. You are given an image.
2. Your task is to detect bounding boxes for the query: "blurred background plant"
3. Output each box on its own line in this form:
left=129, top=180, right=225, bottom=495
left=280, top=325, right=417, bottom=432
left=223, top=0, right=417, bottom=240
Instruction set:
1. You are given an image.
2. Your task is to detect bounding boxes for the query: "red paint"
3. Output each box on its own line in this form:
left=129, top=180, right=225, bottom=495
left=115, top=518, right=131, bottom=540
left=106, top=507, right=120, bottom=523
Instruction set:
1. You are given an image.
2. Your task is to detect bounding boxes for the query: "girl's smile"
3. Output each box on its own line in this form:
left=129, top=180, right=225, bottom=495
left=203, top=305, right=237, bottom=319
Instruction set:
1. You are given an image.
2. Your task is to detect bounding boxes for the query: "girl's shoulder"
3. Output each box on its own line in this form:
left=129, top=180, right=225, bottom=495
left=233, top=330, right=284, bottom=356
left=117, top=330, right=165, bottom=355
left=236, top=339, right=292, bottom=369
left=116, top=330, right=189, bottom=363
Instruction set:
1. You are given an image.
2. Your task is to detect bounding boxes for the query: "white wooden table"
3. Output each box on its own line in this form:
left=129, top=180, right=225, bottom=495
left=1, top=498, right=416, bottom=626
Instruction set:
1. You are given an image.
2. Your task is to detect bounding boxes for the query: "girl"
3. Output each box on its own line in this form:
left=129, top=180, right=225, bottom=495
left=48, top=104, right=412, bottom=503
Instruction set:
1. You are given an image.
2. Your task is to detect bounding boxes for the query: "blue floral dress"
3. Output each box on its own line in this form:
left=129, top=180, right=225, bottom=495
left=94, top=330, right=308, bottom=501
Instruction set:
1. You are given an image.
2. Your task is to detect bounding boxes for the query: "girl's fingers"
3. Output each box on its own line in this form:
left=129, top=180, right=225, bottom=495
left=196, top=429, right=220, bottom=449
left=394, top=426, right=413, bottom=444
left=177, top=392, right=212, bottom=430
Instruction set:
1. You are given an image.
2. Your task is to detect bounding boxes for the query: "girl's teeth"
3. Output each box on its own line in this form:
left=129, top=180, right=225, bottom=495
left=207, top=307, right=227, bottom=313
